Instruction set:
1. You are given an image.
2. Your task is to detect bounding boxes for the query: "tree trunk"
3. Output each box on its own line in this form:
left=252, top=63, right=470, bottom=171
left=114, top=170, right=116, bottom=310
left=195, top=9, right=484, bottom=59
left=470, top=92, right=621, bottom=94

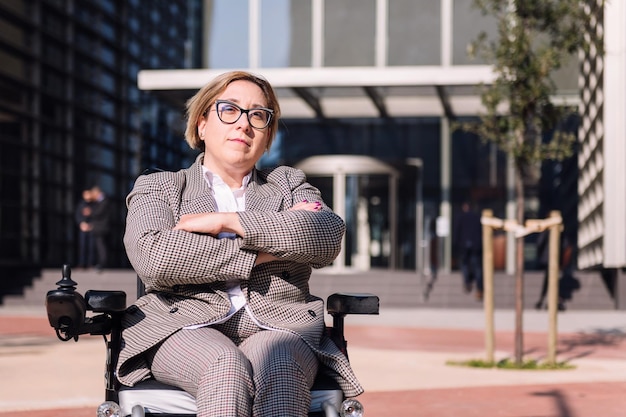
left=514, top=162, right=525, bottom=365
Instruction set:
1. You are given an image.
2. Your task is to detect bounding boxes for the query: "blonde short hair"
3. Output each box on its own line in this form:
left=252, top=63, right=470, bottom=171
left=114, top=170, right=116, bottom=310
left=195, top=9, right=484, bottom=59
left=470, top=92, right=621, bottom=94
left=184, top=71, right=281, bottom=151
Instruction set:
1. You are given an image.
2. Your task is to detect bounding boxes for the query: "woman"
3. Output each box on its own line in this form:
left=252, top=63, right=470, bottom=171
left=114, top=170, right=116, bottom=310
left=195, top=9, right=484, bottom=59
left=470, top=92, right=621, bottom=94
left=117, top=71, right=363, bottom=416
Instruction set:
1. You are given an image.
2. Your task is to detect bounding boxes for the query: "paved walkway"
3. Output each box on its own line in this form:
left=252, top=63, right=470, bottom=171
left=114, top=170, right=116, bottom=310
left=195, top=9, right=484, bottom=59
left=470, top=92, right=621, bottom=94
left=1, top=305, right=625, bottom=416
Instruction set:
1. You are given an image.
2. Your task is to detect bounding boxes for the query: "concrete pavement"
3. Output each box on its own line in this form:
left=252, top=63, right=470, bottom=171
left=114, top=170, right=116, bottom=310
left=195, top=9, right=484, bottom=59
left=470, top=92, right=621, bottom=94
left=1, top=304, right=625, bottom=416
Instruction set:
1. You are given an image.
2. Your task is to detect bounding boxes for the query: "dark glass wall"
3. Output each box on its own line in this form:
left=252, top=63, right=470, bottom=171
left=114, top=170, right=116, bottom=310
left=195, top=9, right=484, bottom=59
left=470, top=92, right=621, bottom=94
left=0, top=0, right=201, bottom=276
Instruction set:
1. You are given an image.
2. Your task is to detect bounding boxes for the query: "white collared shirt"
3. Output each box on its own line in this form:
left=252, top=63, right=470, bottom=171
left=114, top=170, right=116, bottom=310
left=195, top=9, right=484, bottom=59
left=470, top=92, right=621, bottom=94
left=184, top=167, right=255, bottom=329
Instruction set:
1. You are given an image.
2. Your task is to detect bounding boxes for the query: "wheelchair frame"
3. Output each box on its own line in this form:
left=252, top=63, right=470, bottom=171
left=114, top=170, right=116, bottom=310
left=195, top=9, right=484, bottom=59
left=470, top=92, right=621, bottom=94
left=45, top=265, right=379, bottom=417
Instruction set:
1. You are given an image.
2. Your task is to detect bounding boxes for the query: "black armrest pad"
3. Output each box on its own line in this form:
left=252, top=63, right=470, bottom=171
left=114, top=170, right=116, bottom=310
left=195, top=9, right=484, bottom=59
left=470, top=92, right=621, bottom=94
left=326, top=293, right=379, bottom=315
left=85, top=290, right=127, bottom=312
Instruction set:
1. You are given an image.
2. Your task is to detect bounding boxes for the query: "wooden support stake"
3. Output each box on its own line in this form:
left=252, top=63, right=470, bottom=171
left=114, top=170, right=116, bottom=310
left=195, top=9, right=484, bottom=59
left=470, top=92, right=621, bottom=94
left=481, top=209, right=495, bottom=363
left=546, top=210, right=562, bottom=365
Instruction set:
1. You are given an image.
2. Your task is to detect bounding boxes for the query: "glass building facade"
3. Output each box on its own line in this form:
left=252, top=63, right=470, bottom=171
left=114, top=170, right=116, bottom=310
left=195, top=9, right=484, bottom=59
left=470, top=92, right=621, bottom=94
left=190, top=0, right=578, bottom=271
left=0, top=0, right=583, bottom=286
left=0, top=0, right=202, bottom=280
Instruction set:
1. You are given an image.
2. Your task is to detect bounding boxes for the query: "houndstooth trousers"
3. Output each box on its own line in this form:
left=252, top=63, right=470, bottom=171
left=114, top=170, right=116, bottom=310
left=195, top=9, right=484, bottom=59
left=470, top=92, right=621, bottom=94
left=146, top=308, right=319, bottom=417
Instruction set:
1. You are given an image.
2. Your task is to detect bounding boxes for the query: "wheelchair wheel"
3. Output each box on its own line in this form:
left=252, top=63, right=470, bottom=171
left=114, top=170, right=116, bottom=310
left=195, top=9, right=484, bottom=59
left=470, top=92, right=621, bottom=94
left=131, top=405, right=145, bottom=417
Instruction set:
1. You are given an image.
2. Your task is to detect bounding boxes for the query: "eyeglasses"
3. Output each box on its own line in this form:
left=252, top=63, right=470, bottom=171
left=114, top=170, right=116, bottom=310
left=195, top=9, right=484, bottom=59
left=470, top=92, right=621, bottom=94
left=212, top=100, right=273, bottom=130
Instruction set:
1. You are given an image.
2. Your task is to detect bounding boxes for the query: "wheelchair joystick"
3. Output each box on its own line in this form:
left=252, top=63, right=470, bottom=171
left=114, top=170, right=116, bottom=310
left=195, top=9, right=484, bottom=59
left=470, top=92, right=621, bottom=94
left=45, top=264, right=87, bottom=341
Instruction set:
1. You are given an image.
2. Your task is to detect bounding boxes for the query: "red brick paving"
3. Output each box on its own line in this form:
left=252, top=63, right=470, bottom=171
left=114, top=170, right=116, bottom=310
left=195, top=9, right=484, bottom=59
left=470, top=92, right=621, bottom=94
left=0, top=316, right=51, bottom=336
left=345, top=325, right=626, bottom=361
left=0, top=409, right=92, bottom=417
left=3, top=315, right=626, bottom=416
left=360, top=382, right=626, bottom=417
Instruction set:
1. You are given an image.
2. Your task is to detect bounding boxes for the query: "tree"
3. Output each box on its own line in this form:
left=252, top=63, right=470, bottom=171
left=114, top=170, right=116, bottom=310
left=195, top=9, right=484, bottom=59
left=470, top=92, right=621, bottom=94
left=459, top=0, right=602, bottom=365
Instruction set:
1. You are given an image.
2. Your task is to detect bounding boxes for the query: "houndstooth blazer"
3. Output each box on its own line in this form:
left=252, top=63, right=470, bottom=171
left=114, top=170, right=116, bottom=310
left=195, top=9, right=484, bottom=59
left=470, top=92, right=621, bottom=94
left=117, top=153, right=364, bottom=398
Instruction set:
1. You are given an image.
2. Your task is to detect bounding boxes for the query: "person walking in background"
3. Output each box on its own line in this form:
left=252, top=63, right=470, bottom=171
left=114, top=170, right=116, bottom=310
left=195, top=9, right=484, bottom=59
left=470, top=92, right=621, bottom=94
left=454, top=201, right=483, bottom=300
left=75, top=188, right=94, bottom=268
left=423, top=216, right=439, bottom=301
left=534, top=229, right=576, bottom=311
left=89, top=186, right=112, bottom=271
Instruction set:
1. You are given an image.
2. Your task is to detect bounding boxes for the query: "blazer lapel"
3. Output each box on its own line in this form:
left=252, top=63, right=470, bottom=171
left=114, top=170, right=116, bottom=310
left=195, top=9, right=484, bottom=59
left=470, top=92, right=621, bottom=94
left=246, top=169, right=283, bottom=212
left=180, top=154, right=217, bottom=215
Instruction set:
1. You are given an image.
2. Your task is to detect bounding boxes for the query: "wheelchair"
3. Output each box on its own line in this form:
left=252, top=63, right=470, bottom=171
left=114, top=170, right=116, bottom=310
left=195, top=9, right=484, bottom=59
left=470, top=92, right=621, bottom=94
left=45, top=264, right=379, bottom=417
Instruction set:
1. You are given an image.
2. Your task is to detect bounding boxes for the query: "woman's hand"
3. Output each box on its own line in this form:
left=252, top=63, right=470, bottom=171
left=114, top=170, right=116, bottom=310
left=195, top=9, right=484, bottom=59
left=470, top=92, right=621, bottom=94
left=289, top=200, right=322, bottom=212
left=174, top=212, right=244, bottom=236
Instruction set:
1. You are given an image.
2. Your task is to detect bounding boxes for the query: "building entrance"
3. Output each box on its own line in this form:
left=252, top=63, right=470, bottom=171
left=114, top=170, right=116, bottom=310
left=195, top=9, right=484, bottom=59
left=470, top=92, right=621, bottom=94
left=295, top=155, right=400, bottom=271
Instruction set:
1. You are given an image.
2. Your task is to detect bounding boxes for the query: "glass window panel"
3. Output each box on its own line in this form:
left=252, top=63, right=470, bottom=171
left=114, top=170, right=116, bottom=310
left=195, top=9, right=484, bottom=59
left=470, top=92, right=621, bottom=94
left=151, top=9, right=161, bottom=23
left=128, top=132, right=141, bottom=152
left=0, top=76, right=26, bottom=107
left=99, top=120, right=116, bottom=144
left=151, top=33, right=160, bottom=48
left=75, top=83, right=90, bottom=109
left=98, top=173, right=115, bottom=197
left=75, top=30, right=96, bottom=56
left=100, top=96, right=115, bottom=119
left=127, top=62, right=139, bottom=80
left=128, top=85, right=140, bottom=102
left=128, top=16, right=140, bottom=33
left=99, top=18, right=116, bottom=41
left=99, top=69, right=116, bottom=94
left=2, top=0, right=27, bottom=16
left=388, top=0, right=441, bottom=65
left=41, top=129, right=63, bottom=153
left=168, top=25, right=179, bottom=39
left=1, top=137, right=21, bottom=170
left=128, top=39, right=140, bottom=56
left=42, top=7, right=64, bottom=38
left=42, top=40, right=64, bottom=68
left=452, top=0, right=497, bottom=65
left=97, top=0, right=116, bottom=15
left=40, top=95, right=65, bottom=125
left=76, top=7, right=95, bottom=27
left=42, top=71, right=65, bottom=97
left=0, top=16, right=27, bottom=47
left=324, top=0, right=376, bottom=66
left=41, top=155, right=64, bottom=183
left=260, top=0, right=311, bottom=68
left=45, top=0, right=64, bottom=10
left=207, top=0, right=249, bottom=68
left=87, top=143, right=115, bottom=168
left=101, top=44, right=115, bottom=65
left=0, top=49, right=27, bottom=79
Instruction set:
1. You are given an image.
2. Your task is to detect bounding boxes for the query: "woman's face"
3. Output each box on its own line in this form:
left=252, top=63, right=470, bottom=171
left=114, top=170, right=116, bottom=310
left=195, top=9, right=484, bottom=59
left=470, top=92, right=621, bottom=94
left=198, top=80, right=271, bottom=176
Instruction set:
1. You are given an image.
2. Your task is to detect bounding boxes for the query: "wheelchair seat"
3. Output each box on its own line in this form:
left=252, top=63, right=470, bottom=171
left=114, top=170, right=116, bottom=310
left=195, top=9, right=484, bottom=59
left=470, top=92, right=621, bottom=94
left=46, top=265, right=379, bottom=417
left=119, top=372, right=343, bottom=416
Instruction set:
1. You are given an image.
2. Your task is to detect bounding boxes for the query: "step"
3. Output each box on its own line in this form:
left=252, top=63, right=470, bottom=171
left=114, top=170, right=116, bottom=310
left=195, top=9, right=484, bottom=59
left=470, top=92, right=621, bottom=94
left=1, top=267, right=615, bottom=311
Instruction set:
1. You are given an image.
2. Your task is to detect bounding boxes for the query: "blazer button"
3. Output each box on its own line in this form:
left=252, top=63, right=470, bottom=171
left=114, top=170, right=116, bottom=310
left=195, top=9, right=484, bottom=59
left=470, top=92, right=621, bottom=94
left=169, top=307, right=178, bottom=313
left=308, top=310, right=316, bottom=317
left=281, top=271, right=290, bottom=279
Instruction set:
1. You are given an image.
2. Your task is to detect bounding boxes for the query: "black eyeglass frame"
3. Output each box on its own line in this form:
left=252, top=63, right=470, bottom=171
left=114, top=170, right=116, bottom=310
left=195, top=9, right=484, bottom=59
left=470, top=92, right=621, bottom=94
left=211, top=100, right=274, bottom=130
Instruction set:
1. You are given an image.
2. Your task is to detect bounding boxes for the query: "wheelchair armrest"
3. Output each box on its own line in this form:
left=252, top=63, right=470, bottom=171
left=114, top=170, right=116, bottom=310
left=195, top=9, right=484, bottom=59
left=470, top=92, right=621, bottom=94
left=325, top=293, right=379, bottom=358
left=326, top=293, right=379, bottom=316
left=85, top=290, right=127, bottom=313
